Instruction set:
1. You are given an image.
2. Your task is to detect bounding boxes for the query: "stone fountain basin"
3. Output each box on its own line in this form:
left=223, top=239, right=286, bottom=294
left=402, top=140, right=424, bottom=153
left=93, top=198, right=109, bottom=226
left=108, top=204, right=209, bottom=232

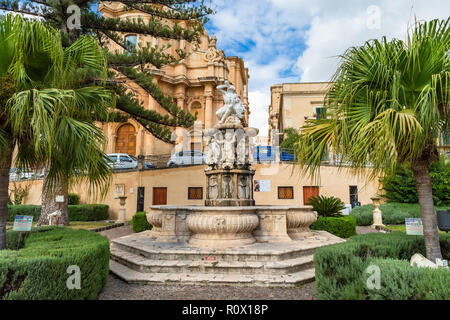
left=147, top=206, right=318, bottom=248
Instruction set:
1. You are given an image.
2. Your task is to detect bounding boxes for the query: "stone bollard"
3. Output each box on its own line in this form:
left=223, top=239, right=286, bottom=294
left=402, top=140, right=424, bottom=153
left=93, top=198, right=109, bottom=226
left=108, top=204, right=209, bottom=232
left=370, top=197, right=384, bottom=229
left=117, top=196, right=127, bottom=223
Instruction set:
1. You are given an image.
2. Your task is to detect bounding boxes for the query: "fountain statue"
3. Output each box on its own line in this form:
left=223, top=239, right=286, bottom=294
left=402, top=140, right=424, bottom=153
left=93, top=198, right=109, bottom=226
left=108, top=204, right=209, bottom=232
left=109, top=81, right=345, bottom=286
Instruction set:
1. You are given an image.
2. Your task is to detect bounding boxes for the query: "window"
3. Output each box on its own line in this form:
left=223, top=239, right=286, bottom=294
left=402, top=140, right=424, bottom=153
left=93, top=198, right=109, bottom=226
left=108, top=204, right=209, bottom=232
left=188, top=187, right=203, bottom=200
left=125, top=35, right=137, bottom=54
left=316, top=107, right=325, bottom=120
left=108, top=155, right=118, bottom=162
left=120, top=155, right=133, bottom=163
left=278, top=186, right=294, bottom=200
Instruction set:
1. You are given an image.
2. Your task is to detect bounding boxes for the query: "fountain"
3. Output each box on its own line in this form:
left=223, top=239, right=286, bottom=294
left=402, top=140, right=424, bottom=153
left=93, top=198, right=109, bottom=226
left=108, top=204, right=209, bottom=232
left=109, top=81, right=345, bottom=286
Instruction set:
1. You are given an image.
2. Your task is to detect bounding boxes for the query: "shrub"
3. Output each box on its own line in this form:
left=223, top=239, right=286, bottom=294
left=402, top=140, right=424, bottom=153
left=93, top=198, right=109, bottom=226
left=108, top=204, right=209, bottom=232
left=314, top=232, right=450, bottom=300
left=381, top=156, right=450, bottom=206
left=6, top=204, right=110, bottom=222
left=1, top=227, right=110, bottom=300
left=351, top=202, right=450, bottom=226
left=68, top=204, right=109, bottom=221
left=68, top=193, right=80, bottom=205
left=310, top=216, right=356, bottom=238
left=307, top=195, right=345, bottom=217
left=132, top=212, right=152, bottom=233
left=7, top=205, right=41, bottom=221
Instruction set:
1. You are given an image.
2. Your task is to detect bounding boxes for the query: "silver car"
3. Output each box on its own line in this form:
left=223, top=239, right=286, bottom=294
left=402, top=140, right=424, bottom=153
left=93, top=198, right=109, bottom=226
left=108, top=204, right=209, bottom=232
left=167, top=151, right=206, bottom=167
left=106, top=154, right=155, bottom=170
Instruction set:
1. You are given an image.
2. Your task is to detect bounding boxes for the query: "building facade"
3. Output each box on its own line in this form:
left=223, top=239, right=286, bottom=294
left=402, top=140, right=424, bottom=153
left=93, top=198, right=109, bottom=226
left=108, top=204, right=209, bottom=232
left=98, top=2, right=250, bottom=157
left=268, top=82, right=331, bottom=144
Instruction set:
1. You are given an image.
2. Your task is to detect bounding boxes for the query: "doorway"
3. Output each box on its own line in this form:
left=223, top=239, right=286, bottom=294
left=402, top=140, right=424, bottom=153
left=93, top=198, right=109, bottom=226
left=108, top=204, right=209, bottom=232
left=303, top=186, right=319, bottom=205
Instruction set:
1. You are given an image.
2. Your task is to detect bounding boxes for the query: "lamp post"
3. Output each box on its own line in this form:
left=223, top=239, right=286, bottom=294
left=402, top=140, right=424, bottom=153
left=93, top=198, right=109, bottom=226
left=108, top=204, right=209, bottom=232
left=370, top=197, right=384, bottom=229
left=118, top=196, right=128, bottom=223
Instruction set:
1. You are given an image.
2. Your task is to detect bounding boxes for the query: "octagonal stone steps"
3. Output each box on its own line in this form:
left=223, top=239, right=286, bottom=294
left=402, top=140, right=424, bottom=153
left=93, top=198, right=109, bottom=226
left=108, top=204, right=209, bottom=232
left=109, top=260, right=316, bottom=287
left=109, top=231, right=345, bottom=286
left=110, top=246, right=315, bottom=275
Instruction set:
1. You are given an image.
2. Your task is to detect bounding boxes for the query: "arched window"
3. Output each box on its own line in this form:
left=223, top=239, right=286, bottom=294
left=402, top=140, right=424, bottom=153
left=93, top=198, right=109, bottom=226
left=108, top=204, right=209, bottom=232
left=115, top=124, right=136, bottom=156
left=125, top=35, right=137, bottom=54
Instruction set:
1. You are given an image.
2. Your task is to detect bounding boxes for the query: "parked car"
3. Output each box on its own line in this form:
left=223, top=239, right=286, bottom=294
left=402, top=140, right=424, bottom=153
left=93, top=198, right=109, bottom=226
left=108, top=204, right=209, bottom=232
left=106, top=153, right=155, bottom=170
left=9, top=168, right=36, bottom=181
left=167, top=151, right=206, bottom=167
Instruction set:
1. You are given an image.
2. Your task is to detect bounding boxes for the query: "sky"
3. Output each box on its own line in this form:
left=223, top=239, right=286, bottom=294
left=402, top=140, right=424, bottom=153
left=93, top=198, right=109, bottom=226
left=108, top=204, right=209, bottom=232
left=203, top=0, right=450, bottom=136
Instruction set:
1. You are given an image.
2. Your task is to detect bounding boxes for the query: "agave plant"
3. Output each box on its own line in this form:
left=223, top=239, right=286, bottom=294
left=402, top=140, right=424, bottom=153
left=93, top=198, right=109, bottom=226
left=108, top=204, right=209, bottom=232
left=307, top=195, right=345, bottom=217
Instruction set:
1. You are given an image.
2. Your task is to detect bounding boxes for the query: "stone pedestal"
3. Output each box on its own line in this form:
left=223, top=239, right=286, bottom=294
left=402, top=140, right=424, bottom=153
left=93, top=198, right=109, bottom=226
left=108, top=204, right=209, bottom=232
left=253, top=207, right=292, bottom=243
left=370, top=197, right=384, bottom=229
left=205, top=169, right=255, bottom=207
left=117, top=196, right=127, bottom=223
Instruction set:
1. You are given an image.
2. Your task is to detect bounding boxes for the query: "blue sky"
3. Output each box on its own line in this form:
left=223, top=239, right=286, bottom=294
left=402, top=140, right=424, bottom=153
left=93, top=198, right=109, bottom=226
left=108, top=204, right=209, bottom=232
left=202, top=0, right=450, bottom=135
left=17, top=1, right=450, bottom=136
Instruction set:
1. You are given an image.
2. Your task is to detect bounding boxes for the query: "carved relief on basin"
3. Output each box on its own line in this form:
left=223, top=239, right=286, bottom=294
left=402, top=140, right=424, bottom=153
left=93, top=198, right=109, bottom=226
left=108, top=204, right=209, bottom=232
left=286, top=208, right=318, bottom=239
left=186, top=208, right=259, bottom=248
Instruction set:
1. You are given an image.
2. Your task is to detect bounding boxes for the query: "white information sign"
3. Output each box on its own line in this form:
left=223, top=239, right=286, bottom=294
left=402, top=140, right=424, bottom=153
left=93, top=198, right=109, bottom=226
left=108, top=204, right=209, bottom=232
left=56, top=195, right=65, bottom=203
left=405, top=218, right=424, bottom=236
left=254, top=180, right=271, bottom=192
left=13, top=215, right=33, bottom=231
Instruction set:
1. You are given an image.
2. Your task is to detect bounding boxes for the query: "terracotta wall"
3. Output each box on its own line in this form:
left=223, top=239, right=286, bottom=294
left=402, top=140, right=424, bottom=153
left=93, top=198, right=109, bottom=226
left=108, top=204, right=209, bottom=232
left=12, top=164, right=381, bottom=221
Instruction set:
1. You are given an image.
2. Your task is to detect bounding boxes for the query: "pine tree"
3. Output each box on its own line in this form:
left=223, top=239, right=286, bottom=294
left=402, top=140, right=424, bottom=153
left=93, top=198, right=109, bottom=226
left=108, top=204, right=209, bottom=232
left=0, top=0, right=214, bottom=224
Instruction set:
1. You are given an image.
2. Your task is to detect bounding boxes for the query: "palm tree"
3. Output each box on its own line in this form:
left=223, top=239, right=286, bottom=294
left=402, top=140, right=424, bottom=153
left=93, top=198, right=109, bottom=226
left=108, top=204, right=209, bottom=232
left=294, top=18, right=450, bottom=262
left=0, top=14, right=113, bottom=249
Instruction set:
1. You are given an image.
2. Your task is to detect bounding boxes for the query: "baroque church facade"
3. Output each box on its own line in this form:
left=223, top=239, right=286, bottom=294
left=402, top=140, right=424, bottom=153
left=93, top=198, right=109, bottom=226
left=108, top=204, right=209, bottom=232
left=98, top=2, right=250, bottom=157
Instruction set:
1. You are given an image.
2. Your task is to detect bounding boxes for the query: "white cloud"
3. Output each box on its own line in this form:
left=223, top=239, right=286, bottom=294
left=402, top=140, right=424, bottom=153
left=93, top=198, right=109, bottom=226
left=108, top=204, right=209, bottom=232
left=207, top=0, right=450, bottom=138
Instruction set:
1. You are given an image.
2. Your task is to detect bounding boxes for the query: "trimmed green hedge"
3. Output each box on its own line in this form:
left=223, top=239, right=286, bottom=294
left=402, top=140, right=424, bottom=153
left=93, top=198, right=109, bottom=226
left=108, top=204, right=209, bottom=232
left=6, top=204, right=109, bottom=222
left=310, top=216, right=357, bottom=238
left=68, top=193, right=80, bottom=205
left=132, top=212, right=152, bottom=233
left=1, top=227, right=110, bottom=300
left=68, top=205, right=109, bottom=221
left=314, top=232, right=450, bottom=300
left=351, top=202, right=450, bottom=226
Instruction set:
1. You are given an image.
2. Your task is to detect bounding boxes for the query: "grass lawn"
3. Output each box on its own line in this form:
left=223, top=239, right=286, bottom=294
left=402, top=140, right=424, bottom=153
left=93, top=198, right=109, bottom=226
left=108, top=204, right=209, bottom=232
left=385, top=224, right=447, bottom=234
left=6, top=221, right=116, bottom=231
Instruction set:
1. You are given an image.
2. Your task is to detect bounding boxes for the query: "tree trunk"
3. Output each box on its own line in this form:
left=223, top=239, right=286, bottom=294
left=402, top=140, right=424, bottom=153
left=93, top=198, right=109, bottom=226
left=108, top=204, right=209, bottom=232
left=0, top=143, right=13, bottom=250
left=411, top=160, right=443, bottom=262
left=37, top=167, right=69, bottom=226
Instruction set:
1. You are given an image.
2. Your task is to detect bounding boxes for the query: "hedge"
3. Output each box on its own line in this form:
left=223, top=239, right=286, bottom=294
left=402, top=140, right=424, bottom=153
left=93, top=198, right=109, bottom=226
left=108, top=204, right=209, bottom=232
left=6, top=204, right=109, bottom=222
left=68, top=193, right=80, bottom=205
left=351, top=202, right=450, bottom=226
left=314, top=232, right=450, bottom=300
left=1, top=227, right=110, bottom=300
left=68, top=205, right=109, bottom=221
left=132, top=212, right=152, bottom=233
left=310, top=216, right=357, bottom=238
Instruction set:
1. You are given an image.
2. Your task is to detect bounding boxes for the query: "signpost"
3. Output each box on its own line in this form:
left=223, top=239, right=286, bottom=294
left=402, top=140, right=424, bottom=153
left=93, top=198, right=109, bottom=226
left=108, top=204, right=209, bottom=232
left=405, top=218, right=424, bottom=236
left=13, top=215, right=33, bottom=232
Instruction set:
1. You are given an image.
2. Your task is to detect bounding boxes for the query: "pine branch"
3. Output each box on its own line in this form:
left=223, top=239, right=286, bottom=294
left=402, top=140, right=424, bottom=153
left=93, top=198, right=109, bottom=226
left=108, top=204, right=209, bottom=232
left=114, top=66, right=196, bottom=127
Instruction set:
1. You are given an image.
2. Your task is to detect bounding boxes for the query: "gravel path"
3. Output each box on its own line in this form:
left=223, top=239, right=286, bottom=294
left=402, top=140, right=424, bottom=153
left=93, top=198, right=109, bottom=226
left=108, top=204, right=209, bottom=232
left=98, top=275, right=316, bottom=300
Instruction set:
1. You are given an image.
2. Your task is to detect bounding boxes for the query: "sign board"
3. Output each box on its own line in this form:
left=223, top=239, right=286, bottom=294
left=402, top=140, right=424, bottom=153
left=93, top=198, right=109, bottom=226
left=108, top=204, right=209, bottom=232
left=254, top=180, right=271, bottom=192
left=204, top=256, right=217, bottom=262
left=114, top=184, right=125, bottom=198
left=405, top=218, right=424, bottom=236
left=13, top=215, right=33, bottom=232
left=55, top=195, right=64, bottom=203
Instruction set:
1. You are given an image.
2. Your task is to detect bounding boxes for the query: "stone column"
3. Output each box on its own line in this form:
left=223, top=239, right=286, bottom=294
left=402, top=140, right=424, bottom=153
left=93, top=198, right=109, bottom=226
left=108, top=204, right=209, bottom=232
left=204, top=84, right=214, bottom=129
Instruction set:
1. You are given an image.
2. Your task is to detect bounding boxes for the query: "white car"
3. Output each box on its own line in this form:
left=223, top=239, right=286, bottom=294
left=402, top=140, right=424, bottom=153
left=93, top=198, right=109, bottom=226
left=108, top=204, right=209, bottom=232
left=106, top=154, right=155, bottom=170
left=167, top=151, right=207, bottom=167
left=9, top=168, right=36, bottom=181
